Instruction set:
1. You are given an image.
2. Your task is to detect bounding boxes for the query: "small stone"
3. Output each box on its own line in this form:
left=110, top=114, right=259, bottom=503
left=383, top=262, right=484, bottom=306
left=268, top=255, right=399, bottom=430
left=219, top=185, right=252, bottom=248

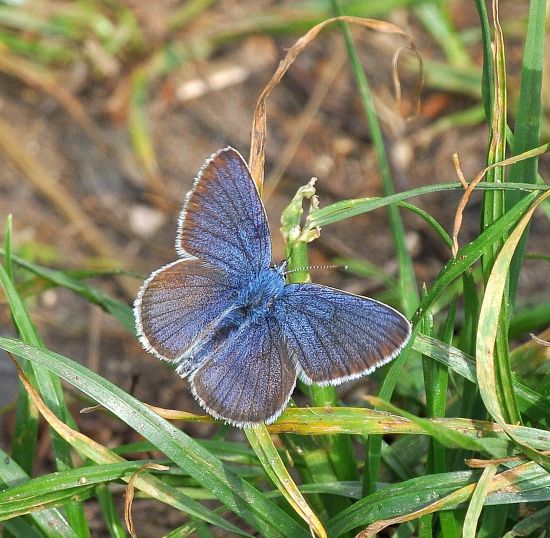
left=130, top=205, right=166, bottom=238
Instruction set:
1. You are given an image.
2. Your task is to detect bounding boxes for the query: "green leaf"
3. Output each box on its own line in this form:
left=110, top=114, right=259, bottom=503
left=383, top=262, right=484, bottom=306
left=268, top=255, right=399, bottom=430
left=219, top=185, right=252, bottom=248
left=0, top=252, right=90, bottom=535
left=506, top=0, right=547, bottom=304
left=328, top=461, right=550, bottom=535
left=366, top=397, right=487, bottom=453
left=306, top=182, right=549, bottom=229
left=414, top=333, right=550, bottom=422
left=503, top=505, right=550, bottom=538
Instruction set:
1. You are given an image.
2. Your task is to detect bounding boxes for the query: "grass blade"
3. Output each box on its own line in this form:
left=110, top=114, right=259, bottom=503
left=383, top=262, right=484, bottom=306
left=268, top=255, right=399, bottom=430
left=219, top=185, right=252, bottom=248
left=477, top=190, right=550, bottom=469
left=0, top=249, right=135, bottom=333
left=462, top=465, right=498, bottom=537
left=245, top=424, right=327, bottom=538
left=3, top=217, right=39, bottom=476
left=506, top=0, right=547, bottom=304
left=0, top=449, right=77, bottom=538
left=1, top=231, right=90, bottom=535
left=330, top=0, right=419, bottom=316
left=1, top=339, right=309, bottom=537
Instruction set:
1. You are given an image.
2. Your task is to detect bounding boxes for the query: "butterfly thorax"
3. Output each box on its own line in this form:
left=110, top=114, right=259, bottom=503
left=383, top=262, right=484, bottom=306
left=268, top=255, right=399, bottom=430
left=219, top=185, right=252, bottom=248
left=231, top=266, right=285, bottom=324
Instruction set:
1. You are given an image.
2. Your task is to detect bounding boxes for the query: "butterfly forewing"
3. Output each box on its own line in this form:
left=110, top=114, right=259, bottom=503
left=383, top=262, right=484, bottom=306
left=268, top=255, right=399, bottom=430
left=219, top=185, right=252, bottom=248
left=177, top=147, right=272, bottom=280
left=277, top=284, right=411, bottom=385
left=190, top=316, right=296, bottom=426
left=135, top=258, right=237, bottom=368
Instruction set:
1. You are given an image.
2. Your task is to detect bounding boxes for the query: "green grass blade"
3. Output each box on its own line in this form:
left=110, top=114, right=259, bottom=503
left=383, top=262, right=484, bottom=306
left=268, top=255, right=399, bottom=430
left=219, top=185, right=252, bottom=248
left=367, top=397, right=486, bottom=453
left=330, top=0, right=418, bottom=317
left=414, top=333, right=550, bottom=422
left=96, top=484, right=127, bottom=538
left=0, top=249, right=135, bottom=333
left=474, top=0, right=494, bottom=121
left=0, top=339, right=309, bottom=538
left=5, top=375, right=248, bottom=537
left=3, top=217, right=39, bottom=476
left=245, top=424, right=327, bottom=538
left=502, top=505, right=550, bottom=538
left=3, top=517, right=46, bottom=538
left=364, top=340, right=414, bottom=495
left=432, top=303, right=459, bottom=537
left=375, top=189, right=547, bottom=486
left=0, top=462, right=148, bottom=519
left=477, top=190, right=550, bottom=469
left=329, top=461, right=550, bottom=535
left=412, top=192, right=538, bottom=327
left=1, top=234, right=90, bottom=535
left=463, top=465, right=498, bottom=537
left=414, top=2, right=471, bottom=68
left=506, top=0, right=547, bottom=305
left=509, top=301, right=550, bottom=338
left=307, top=181, right=549, bottom=229
left=479, top=0, right=520, bottom=427
left=4, top=215, right=14, bottom=280
left=0, top=449, right=77, bottom=538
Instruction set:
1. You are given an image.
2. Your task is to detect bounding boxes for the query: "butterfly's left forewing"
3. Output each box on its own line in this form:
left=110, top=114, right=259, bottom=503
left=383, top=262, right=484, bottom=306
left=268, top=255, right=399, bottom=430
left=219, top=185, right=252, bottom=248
left=177, top=147, right=272, bottom=280
left=276, top=284, right=411, bottom=386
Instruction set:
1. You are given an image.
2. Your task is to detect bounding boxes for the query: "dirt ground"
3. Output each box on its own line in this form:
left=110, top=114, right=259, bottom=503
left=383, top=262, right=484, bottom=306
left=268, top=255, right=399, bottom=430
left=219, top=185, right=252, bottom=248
left=0, top=1, right=549, bottom=535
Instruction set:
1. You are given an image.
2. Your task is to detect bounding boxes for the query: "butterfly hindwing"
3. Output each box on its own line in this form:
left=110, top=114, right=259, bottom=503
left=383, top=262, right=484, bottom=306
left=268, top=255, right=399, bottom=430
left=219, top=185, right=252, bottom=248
left=277, top=283, right=411, bottom=386
left=134, top=258, right=237, bottom=368
left=190, top=316, right=296, bottom=426
left=177, top=147, right=272, bottom=280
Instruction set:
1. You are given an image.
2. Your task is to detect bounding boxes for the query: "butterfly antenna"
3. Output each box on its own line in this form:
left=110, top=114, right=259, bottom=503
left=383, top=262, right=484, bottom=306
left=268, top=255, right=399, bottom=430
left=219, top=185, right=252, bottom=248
left=284, top=264, right=348, bottom=275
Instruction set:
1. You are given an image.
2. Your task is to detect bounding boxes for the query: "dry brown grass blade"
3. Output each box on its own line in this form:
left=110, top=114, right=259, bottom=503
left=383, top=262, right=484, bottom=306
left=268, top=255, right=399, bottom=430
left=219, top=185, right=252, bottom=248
left=452, top=153, right=468, bottom=189
left=0, top=51, right=107, bottom=148
left=263, top=44, right=347, bottom=198
left=358, top=460, right=541, bottom=536
left=530, top=333, right=550, bottom=346
left=465, top=450, right=550, bottom=469
left=125, top=462, right=170, bottom=538
left=0, top=116, right=136, bottom=297
left=80, top=402, right=215, bottom=422
left=451, top=144, right=550, bottom=257
left=248, top=15, right=422, bottom=191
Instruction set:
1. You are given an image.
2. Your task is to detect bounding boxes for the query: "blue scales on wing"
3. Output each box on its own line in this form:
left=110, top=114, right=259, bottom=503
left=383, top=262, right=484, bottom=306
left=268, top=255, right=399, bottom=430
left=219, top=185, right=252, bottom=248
left=277, top=284, right=411, bottom=386
left=176, top=147, right=272, bottom=281
left=135, top=258, right=237, bottom=368
left=190, top=316, right=296, bottom=426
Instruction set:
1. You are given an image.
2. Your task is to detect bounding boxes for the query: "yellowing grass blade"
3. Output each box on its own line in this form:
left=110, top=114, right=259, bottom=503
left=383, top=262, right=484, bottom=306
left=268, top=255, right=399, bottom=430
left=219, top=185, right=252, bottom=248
left=476, top=189, right=550, bottom=470
left=245, top=424, right=327, bottom=538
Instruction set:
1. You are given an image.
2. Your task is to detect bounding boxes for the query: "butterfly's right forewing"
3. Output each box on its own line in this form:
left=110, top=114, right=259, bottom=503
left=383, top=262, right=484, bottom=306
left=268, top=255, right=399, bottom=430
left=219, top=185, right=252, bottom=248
left=277, top=284, right=411, bottom=386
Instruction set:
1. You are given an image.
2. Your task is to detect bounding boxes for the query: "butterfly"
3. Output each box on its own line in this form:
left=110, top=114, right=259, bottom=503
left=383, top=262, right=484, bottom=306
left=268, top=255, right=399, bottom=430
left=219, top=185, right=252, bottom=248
left=134, top=147, right=411, bottom=427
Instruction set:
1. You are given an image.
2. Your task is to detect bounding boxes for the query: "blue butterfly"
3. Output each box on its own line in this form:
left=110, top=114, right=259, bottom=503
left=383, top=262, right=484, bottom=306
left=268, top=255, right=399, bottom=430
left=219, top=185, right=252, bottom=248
left=134, top=147, right=411, bottom=427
